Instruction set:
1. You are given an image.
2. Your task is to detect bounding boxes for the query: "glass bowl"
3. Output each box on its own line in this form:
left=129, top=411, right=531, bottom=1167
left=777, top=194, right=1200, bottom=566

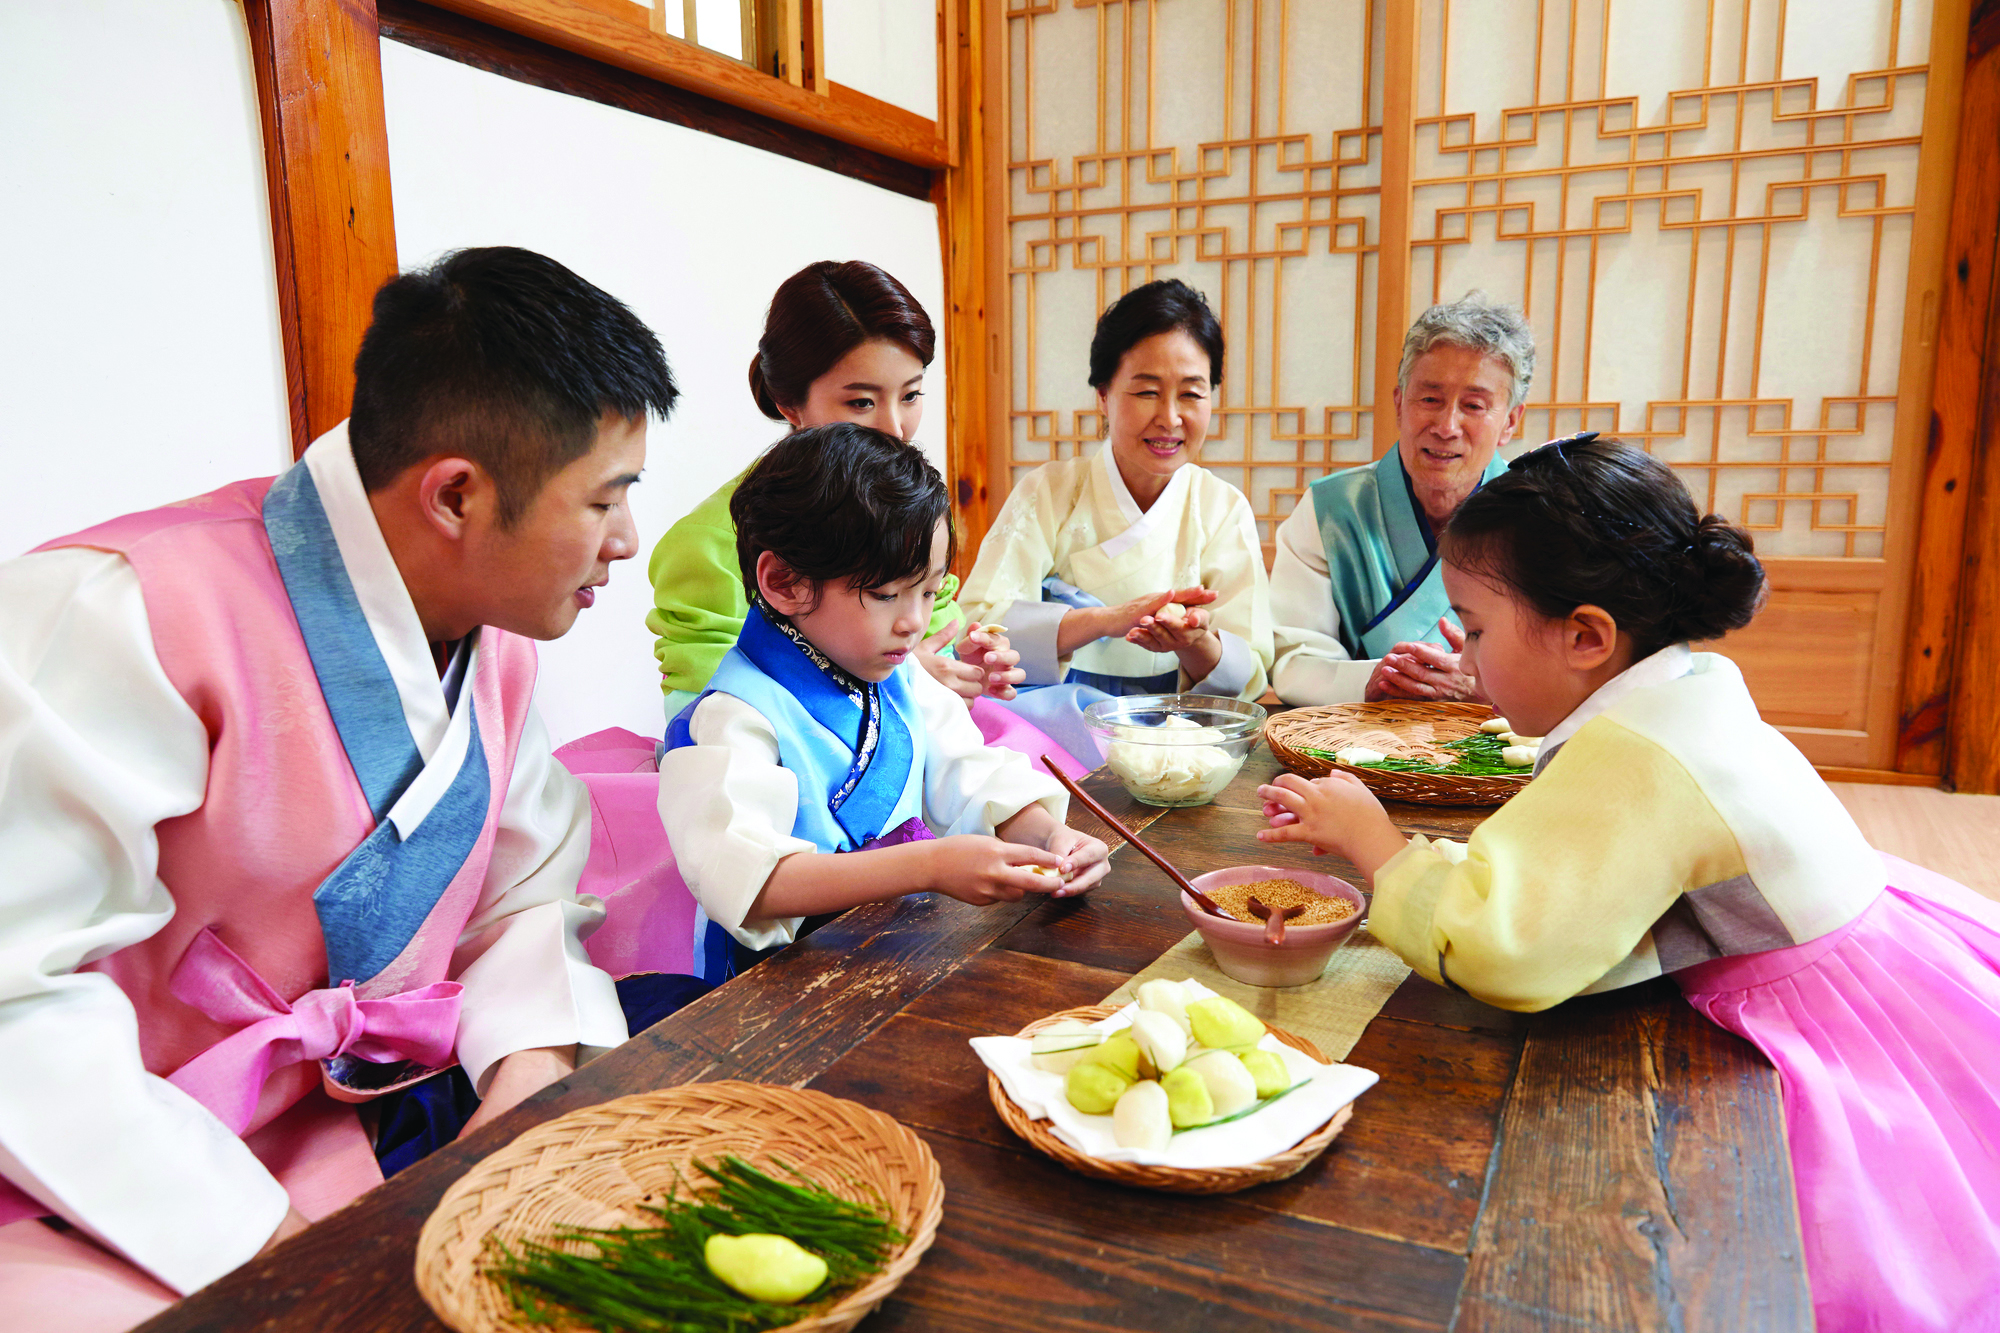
left=1081, top=693, right=1268, bottom=807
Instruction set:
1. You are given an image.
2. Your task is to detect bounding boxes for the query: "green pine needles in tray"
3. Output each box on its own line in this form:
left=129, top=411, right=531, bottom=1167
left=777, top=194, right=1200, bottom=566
left=1300, top=731, right=1524, bottom=777
left=482, top=1155, right=906, bottom=1333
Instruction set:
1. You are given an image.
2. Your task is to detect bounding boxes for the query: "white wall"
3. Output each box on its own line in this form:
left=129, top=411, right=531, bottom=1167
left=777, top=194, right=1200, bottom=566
left=379, top=40, right=949, bottom=746
left=0, top=0, right=293, bottom=555
left=822, top=0, right=939, bottom=120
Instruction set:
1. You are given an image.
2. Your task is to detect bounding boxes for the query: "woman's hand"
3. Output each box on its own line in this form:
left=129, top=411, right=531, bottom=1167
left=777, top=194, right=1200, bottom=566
left=456, top=1044, right=577, bottom=1142
left=921, top=834, right=1071, bottom=905
left=1365, top=620, right=1483, bottom=703
left=916, top=620, right=986, bottom=703
left=1124, top=586, right=1225, bottom=685
left=1255, top=771, right=1408, bottom=879
left=1056, top=586, right=1219, bottom=656
left=957, top=624, right=1026, bottom=701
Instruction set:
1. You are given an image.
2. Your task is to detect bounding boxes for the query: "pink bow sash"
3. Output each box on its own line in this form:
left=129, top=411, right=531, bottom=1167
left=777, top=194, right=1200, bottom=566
left=165, top=930, right=462, bottom=1134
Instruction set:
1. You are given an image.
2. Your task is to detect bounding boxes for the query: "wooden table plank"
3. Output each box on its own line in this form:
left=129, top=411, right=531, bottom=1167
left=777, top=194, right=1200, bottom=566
left=858, top=1131, right=1468, bottom=1333
left=1454, top=984, right=1811, bottom=1332
left=812, top=986, right=1519, bottom=1254
left=131, top=748, right=1810, bottom=1333
left=133, top=890, right=1041, bottom=1333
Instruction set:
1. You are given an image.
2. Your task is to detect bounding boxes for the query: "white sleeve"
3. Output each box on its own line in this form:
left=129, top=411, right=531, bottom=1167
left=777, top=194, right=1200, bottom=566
left=1269, top=493, right=1378, bottom=704
left=1190, top=630, right=1258, bottom=698
left=448, top=706, right=629, bottom=1096
left=1001, top=598, right=1068, bottom=686
left=0, top=547, right=291, bottom=1296
left=909, top=665, right=1066, bottom=835
left=656, top=694, right=815, bottom=950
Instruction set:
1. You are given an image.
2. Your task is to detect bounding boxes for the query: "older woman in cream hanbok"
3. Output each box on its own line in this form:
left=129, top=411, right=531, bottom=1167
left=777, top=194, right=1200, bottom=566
left=959, top=280, right=1273, bottom=761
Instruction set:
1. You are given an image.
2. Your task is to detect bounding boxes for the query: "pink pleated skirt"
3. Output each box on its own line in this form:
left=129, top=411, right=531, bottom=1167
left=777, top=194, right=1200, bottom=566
left=1677, top=855, right=2000, bottom=1333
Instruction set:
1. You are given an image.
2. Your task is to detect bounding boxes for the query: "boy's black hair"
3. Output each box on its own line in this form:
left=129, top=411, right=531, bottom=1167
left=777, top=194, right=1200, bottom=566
left=1087, top=278, right=1225, bottom=390
left=348, top=246, right=677, bottom=524
left=731, top=423, right=954, bottom=608
left=1441, top=434, right=1767, bottom=659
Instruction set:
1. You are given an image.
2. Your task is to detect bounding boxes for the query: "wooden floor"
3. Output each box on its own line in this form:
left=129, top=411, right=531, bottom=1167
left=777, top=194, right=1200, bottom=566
left=1832, top=783, right=2000, bottom=901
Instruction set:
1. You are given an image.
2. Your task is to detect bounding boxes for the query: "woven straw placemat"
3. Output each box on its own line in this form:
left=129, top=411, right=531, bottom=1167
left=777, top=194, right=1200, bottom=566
left=1102, top=927, right=1411, bottom=1063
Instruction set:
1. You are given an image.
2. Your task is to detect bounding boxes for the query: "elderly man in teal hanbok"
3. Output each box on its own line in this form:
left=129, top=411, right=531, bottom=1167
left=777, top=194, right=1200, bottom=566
left=1270, top=294, right=1533, bottom=704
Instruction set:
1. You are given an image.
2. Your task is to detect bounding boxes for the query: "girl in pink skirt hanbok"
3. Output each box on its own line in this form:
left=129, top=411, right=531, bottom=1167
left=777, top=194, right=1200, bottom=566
left=1257, top=433, right=2000, bottom=1332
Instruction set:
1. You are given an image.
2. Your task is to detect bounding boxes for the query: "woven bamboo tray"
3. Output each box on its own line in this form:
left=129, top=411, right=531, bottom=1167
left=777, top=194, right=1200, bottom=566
left=1265, top=701, right=1528, bottom=807
left=986, top=1005, right=1354, bottom=1194
left=414, top=1082, right=944, bottom=1333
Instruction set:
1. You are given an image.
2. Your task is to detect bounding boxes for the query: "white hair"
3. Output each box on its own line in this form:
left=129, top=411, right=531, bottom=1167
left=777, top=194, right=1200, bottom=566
left=1396, top=292, right=1535, bottom=410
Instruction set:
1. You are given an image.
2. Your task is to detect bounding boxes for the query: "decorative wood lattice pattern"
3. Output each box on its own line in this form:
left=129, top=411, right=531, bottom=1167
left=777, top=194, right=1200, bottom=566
left=1002, top=0, right=1939, bottom=561
left=1004, top=0, right=1386, bottom=549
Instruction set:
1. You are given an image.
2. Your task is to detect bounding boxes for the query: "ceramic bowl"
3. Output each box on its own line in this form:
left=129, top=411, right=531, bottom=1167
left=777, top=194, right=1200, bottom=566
left=1082, top=694, right=1268, bottom=808
left=1179, top=865, right=1368, bottom=988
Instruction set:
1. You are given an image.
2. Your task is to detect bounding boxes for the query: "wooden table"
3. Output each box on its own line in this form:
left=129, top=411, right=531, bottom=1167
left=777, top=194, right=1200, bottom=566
left=141, top=750, right=1811, bottom=1332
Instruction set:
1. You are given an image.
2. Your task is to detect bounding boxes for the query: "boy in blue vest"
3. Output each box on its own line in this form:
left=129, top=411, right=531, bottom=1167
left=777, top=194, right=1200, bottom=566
left=658, top=424, right=1110, bottom=978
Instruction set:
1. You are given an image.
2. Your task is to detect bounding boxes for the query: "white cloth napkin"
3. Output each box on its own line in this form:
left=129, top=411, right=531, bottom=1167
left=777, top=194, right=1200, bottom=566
left=970, top=981, right=1379, bottom=1169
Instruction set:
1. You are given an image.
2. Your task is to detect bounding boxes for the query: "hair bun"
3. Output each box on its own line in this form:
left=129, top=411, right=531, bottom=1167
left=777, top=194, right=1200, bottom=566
left=747, top=353, right=784, bottom=421
left=1670, top=514, right=1766, bottom=642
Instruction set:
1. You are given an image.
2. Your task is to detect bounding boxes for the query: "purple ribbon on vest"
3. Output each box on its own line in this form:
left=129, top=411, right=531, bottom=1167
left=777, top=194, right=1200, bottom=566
left=164, top=930, right=463, bottom=1134
left=860, top=816, right=936, bottom=851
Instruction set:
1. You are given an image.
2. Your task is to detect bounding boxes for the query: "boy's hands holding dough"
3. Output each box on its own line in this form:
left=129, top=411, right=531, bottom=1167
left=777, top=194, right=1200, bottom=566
left=1255, top=771, right=1410, bottom=880
left=956, top=622, right=1026, bottom=701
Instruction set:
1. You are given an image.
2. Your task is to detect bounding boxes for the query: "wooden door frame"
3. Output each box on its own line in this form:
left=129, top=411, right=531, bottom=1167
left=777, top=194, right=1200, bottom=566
left=239, top=0, right=976, bottom=469
left=1917, top=0, right=2000, bottom=792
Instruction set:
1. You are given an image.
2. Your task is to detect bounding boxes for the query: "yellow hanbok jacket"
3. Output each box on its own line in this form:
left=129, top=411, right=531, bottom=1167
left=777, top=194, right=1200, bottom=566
left=1369, top=648, right=1883, bottom=1011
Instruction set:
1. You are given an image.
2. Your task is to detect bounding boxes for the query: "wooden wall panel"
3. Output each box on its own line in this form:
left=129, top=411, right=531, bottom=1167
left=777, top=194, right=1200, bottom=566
left=243, top=0, right=401, bottom=456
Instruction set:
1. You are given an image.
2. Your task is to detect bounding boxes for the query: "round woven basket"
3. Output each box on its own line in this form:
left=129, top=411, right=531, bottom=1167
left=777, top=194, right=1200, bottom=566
left=1265, top=701, right=1528, bottom=806
left=414, top=1082, right=944, bottom=1333
left=986, top=1005, right=1354, bottom=1194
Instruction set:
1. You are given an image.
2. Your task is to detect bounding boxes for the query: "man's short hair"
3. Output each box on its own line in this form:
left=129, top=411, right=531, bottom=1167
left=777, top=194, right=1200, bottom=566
left=348, top=247, right=677, bottom=523
left=1396, top=291, right=1535, bottom=410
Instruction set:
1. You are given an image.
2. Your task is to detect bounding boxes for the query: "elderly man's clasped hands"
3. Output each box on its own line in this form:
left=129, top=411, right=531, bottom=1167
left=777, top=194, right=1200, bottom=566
left=1366, top=617, right=1483, bottom=702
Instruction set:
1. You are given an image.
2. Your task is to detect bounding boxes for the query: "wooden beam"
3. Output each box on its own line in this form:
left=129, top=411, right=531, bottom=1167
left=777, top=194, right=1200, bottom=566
left=242, top=0, right=400, bottom=457
left=1898, top=3, right=1993, bottom=774
left=939, top=0, right=988, bottom=580
left=1940, top=6, right=2000, bottom=792
left=377, top=0, right=931, bottom=199
left=1370, top=0, right=1419, bottom=460
left=423, top=0, right=949, bottom=167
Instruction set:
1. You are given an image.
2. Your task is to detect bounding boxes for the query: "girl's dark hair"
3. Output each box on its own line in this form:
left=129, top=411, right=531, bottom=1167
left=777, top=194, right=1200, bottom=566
left=350, top=247, right=677, bottom=525
left=1087, top=278, right=1226, bottom=390
left=1440, top=435, right=1767, bottom=658
left=731, top=423, right=955, bottom=607
left=748, top=261, right=936, bottom=420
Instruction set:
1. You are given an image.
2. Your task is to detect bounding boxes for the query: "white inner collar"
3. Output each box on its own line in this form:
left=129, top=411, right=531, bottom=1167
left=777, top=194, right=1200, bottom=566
left=298, top=422, right=459, bottom=760
left=1534, top=642, right=1695, bottom=766
left=1095, top=444, right=1191, bottom=561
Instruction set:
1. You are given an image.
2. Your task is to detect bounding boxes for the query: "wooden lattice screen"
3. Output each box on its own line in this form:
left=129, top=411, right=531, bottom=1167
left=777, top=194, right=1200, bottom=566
left=989, top=0, right=1967, bottom=770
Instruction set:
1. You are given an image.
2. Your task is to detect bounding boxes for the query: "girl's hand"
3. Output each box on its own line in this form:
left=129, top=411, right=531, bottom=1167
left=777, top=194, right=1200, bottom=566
left=958, top=624, right=1026, bottom=701
left=923, top=834, right=1070, bottom=905
left=1255, top=772, right=1409, bottom=878
left=1040, top=825, right=1111, bottom=897
left=916, top=620, right=985, bottom=703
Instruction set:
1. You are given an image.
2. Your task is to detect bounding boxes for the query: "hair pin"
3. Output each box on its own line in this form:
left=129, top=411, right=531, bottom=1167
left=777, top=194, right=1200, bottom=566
left=1508, top=429, right=1600, bottom=470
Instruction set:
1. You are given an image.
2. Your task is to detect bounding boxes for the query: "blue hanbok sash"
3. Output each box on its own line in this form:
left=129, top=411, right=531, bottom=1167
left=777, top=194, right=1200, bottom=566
left=1310, top=449, right=1506, bottom=659
left=262, top=463, right=492, bottom=993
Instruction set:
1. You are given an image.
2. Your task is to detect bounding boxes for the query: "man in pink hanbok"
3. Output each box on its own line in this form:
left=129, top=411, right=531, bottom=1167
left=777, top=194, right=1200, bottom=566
left=0, top=247, right=686, bottom=1331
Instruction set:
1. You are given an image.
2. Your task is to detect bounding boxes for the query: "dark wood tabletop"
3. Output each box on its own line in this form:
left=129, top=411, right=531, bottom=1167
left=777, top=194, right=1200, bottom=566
left=140, top=749, right=1811, bottom=1333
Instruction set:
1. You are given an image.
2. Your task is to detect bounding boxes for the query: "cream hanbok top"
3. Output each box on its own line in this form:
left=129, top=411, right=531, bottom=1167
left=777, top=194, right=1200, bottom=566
left=957, top=447, right=1273, bottom=700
